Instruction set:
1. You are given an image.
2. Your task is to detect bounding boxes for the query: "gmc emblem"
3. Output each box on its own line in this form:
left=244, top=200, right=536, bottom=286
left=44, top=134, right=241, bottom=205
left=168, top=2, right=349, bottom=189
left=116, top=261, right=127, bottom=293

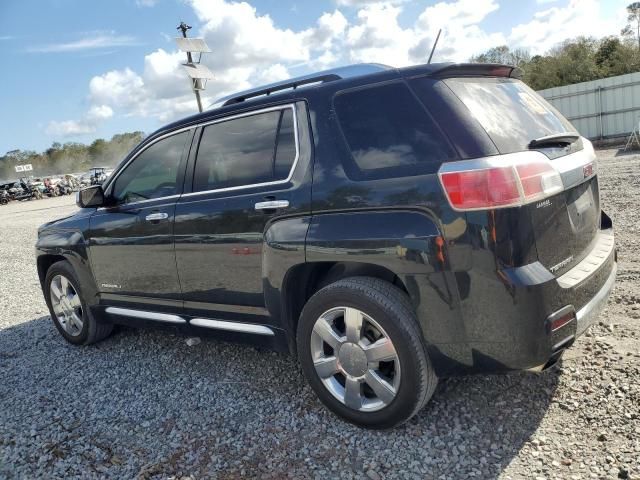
left=583, top=163, right=594, bottom=178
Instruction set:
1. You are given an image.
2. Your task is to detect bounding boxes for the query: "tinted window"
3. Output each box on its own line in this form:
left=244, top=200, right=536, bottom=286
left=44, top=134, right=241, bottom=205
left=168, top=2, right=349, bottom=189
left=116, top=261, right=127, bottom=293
left=334, top=82, right=456, bottom=180
left=112, top=131, right=188, bottom=204
left=444, top=78, right=576, bottom=154
left=194, top=108, right=297, bottom=192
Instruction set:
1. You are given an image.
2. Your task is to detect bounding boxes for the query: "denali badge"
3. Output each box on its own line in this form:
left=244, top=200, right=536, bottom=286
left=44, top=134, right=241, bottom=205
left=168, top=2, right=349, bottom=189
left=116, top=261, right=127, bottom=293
left=101, top=283, right=121, bottom=289
left=536, top=199, right=551, bottom=209
left=583, top=163, right=594, bottom=178
left=549, top=256, right=574, bottom=273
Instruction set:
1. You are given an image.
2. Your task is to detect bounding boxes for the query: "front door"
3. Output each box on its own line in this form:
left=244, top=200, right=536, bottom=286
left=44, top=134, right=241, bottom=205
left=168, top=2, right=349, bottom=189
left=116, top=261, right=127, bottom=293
left=174, top=104, right=310, bottom=325
left=89, top=129, right=192, bottom=301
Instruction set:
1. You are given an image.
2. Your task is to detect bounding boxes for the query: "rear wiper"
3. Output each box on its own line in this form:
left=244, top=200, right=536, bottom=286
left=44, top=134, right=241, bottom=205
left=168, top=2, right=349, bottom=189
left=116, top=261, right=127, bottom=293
left=528, top=132, right=580, bottom=149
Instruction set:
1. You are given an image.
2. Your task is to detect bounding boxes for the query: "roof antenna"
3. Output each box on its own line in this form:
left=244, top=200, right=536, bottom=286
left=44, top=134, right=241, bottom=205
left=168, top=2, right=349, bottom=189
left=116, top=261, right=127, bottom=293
left=427, top=29, right=442, bottom=64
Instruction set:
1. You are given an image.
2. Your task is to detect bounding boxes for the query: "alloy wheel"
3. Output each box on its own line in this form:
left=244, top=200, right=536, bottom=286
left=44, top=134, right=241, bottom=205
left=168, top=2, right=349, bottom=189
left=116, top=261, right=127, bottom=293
left=310, top=306, right=401, bottom=412
left=50, top=274, right=84, bottom=336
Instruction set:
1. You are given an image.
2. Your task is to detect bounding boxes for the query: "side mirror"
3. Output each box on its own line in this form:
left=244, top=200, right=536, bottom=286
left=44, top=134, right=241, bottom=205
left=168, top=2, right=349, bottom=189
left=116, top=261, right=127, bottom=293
left=76, top=185, right=105, bottom=208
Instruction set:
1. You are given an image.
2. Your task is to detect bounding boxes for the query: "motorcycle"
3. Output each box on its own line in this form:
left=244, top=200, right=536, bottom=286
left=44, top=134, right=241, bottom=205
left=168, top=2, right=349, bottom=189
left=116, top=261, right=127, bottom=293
left=0, top=189, right=9, bottom=205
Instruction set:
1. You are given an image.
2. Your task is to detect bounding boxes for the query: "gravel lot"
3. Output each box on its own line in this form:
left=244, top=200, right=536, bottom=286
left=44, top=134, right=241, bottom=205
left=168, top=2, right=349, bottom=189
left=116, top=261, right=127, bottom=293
left=0, top=148, right=638, bottom=479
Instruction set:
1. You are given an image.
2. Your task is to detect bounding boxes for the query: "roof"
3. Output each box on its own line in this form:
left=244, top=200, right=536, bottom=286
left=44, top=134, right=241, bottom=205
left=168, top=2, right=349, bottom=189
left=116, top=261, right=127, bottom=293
left=209, top=63, right=393, bottom=108
left=154, top=62, right=519, bottom=138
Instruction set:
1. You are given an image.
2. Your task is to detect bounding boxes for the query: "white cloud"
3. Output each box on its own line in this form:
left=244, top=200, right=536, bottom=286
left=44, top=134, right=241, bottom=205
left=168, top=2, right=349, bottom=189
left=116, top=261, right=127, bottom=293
left=45, top=104, right=113, bottom=137
left=335, top=0, right=405, bottom=6
left=509, top=0, right=626, bottom=55
left=86, top=105, right=114, bottom=121
left=136, top=0, right=157, bottom=6
left=29, top=32, right=140, bottom=53
left=45, top=0, right=629, bottom=138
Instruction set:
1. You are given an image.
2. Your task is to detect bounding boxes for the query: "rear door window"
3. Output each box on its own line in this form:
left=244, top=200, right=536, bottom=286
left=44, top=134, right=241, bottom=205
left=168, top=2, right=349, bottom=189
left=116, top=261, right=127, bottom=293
left=193, top=107, right=297, bottom=192
left=334, top=82, right=456, bottom=180
left=444, top=78, right=576, bottom=154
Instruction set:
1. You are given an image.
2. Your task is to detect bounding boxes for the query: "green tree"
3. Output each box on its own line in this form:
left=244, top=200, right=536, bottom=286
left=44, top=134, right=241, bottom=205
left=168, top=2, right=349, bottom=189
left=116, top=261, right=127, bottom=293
left=622, top=2, right=640, bottom=50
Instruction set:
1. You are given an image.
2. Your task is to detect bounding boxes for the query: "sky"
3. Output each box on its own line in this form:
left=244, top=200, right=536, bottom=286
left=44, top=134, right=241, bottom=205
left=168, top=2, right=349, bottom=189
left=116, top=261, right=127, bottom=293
left=0, top=0, right=630, bottom=153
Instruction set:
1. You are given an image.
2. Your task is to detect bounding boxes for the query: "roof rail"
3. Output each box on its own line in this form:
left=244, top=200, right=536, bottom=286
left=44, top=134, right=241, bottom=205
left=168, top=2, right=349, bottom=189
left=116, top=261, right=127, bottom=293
left=209, top=63, right=391, bottom=108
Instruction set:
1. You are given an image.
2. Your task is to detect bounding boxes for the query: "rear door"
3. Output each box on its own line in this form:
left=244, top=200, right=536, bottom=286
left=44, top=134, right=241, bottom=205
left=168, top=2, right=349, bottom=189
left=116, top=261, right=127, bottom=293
left=442, top=77, right=600, bottom=275
left=174, top=103, right=311, bottom=325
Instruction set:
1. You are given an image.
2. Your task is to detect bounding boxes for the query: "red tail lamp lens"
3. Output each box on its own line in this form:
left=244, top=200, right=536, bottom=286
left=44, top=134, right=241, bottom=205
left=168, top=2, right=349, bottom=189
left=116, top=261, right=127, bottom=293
left=440, top=167, right=520, bottom=210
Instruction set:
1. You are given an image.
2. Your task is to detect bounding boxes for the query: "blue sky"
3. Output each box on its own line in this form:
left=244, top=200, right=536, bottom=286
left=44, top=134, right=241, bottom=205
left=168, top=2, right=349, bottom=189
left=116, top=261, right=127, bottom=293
left=0, top=0, right=629, bottom=153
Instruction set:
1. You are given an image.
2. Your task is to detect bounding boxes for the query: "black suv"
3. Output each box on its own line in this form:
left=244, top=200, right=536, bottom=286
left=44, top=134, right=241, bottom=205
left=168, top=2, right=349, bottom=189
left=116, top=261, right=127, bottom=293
left=36, top=63, right=616, bottom=428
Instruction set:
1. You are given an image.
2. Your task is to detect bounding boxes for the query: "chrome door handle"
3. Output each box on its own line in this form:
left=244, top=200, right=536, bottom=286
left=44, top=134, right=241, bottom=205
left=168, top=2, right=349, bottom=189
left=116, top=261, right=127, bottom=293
left=254, top=200, right=289, bottom=211
left=145, top=212, right=169, bottom=221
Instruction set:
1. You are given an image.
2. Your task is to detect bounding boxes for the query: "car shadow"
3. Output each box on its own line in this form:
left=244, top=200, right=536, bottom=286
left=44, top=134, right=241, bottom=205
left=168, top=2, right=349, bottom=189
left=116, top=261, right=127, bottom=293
left=0, top=316, right=560, bottom=479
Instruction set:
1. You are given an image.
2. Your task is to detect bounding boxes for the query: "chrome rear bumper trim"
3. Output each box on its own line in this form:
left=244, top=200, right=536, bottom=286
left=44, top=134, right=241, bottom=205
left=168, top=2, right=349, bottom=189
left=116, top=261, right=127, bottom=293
left=557, top=229, right=615, bottom=288
left=575, top=262, right=617, bottom=337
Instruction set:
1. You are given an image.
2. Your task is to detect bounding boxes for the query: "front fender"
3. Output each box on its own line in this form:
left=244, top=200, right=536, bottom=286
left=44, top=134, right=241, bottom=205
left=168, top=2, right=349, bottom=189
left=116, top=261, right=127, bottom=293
left=36, top=223, right=99, bottom=306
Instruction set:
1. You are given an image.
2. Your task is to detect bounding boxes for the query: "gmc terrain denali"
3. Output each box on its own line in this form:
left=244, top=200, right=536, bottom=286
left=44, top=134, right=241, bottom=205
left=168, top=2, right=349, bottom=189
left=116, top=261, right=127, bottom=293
left=36, top=63, right=616, bottom=428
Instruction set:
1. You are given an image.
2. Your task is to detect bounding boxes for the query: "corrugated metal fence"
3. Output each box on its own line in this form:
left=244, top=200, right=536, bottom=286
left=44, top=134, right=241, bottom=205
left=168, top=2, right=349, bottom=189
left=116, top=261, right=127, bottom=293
left=537, top=72, right=640, bottom=140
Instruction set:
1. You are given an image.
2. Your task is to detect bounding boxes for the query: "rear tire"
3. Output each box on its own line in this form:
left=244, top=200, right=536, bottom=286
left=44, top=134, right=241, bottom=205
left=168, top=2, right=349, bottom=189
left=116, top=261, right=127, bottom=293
left=44, top=261, right=113, bottom=345
left=297, top=277, right=437, bottom=429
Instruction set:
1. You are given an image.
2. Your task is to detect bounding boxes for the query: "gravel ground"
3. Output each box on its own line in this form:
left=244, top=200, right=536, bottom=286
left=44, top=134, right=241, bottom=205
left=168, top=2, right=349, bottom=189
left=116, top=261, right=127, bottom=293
left=0, top=149, right=638, bottom=479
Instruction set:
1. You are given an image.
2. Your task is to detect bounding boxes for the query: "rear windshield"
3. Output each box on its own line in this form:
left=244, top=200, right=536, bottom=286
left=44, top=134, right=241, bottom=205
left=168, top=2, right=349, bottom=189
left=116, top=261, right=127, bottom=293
left=444, top=78, right=576, bottom=154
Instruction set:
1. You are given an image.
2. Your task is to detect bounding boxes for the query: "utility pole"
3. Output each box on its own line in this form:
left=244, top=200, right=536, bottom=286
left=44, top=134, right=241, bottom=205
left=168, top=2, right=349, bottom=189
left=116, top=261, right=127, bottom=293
left=176, top=21, right=213, bottom=113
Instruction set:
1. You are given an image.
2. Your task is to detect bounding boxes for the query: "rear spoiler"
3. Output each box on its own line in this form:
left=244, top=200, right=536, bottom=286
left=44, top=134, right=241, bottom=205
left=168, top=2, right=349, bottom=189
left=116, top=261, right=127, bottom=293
left=429, top=63, right=522, bottom=79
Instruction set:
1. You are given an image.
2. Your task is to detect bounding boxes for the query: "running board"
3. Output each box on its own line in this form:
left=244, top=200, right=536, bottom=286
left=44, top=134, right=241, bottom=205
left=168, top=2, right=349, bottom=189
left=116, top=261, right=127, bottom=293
left=190, top=318, right=274, bottom=336
left=105, top=307, right=186, bottom=324
left=104, top=307, right=274, bottom=336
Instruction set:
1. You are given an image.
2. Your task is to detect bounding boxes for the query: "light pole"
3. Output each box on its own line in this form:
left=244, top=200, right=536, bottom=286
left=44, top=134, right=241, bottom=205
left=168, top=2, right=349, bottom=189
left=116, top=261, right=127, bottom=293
left=176, top=22, right=213, bottom=113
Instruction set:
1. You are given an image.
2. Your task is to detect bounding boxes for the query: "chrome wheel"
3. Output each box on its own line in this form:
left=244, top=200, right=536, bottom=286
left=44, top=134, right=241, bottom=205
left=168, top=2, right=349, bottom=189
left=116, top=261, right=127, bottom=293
left=50, top=274, right=84, bottom=336
left=310, top=306, right=401, bottom=412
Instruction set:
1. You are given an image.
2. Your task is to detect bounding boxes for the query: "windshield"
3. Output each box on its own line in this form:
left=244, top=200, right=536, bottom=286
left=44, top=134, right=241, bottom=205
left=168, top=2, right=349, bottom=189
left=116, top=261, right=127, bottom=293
left=444, top=77, right=577, bottom=155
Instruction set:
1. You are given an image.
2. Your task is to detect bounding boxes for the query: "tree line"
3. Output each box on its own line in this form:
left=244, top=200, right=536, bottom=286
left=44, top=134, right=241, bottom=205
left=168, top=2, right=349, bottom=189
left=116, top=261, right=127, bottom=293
left=0, top=132, right=144, bottom=182
left=470, top=36, right=640, bottom=91
left=471, top=4, right=640, bottom=90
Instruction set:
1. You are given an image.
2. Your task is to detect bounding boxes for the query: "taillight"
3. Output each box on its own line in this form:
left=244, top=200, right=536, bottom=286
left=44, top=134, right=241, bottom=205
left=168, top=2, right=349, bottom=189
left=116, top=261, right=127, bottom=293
left=438, top=153, right=563, bottom=211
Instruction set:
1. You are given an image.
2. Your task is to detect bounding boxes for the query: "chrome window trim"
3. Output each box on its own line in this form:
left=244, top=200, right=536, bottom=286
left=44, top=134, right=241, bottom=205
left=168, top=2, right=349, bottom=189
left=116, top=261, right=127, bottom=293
left=99, top=103, right=299, bottom=209
left=181, top=103, right=300, bottom=198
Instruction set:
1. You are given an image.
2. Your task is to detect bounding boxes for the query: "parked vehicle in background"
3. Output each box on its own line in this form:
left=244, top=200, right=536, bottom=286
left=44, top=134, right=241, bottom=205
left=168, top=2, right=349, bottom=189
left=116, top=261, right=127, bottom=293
left=88, top=167, right=112, bottom=186
left=36, top=62, right=616, bottom=429
left=14, top=178, right=42, bottom=201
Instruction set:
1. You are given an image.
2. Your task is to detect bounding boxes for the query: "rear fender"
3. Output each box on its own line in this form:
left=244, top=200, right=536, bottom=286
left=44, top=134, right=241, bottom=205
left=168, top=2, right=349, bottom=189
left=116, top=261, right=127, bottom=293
left=304, top=210, right=461, bottom=346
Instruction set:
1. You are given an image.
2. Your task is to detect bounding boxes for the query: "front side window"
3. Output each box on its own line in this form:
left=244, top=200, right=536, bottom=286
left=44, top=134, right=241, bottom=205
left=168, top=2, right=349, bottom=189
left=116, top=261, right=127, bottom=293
left=112, top=131, right=188, bottom=204
left=193, top=107, right=297, bottom=192
left=334, top=82, right=456, bottom=180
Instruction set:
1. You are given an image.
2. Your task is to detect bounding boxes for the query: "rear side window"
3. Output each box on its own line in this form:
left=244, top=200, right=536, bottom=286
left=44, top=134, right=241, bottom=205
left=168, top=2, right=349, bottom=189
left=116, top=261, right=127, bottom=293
left=444, top=78, right=576, bottom=154
left=193, top=107, right=297, bottom=192
left=334, top=82, right=456, bottom=180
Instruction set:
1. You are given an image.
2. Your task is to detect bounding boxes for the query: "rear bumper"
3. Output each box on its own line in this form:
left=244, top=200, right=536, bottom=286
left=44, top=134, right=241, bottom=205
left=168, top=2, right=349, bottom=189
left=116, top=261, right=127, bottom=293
left=575, top=259, right=616, bottom=337
left=426, top=221, right=616, bottom=377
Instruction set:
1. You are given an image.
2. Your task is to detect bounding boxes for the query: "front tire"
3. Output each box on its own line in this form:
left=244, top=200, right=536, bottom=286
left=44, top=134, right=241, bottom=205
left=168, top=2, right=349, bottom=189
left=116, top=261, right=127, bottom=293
left=44, top=261, right=112, bottom=345
left=297, top=277, right=437, bottom=429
